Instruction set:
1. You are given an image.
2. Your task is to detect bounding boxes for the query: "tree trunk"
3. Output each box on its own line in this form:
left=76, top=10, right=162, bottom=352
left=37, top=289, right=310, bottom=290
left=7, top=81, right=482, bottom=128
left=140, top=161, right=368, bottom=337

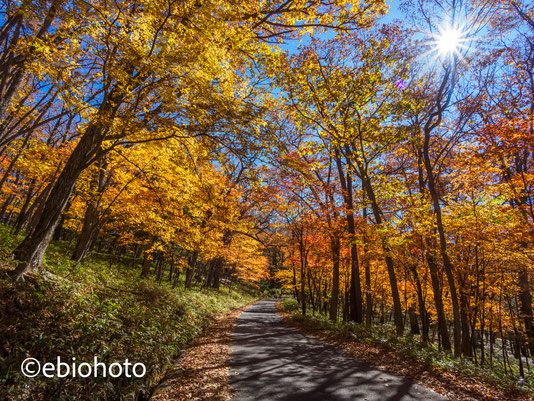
left=298, top=230, right=307, bottom=316
left=409, top=305, right=420, bottom=335
left=334, top=150, right=363, bottom=323
left=212, top=257, right=223, bottom=289
left=422, top=152, right=462, bottom=356
left=205, top=258, right=215, bottom=288
left=11, top=84, right=124, bottom=279
left=12, top=179, right=36, bottom=234
left=416, top=153, right=452, bottom=351
left=410, top=262, right=430, bottom=345
left=25, top=182, right=53, bottom=237
left=292, top=261, right=299, bottom=303
left=185, top=251, right=198, bottom=289
left=345, top=144, right=403, bottom=334
left=141, top=252, right=152, bottom=279
left=460, top=288, right=472, bottom=357
left=362, top=173, right=404, bottom=335
left=519, top=268, right=534, bottom=353
left=363, top=199, right=373, bottom=326
left=329, top=235, right=341, bottom=322
left=425, top=242, right=452, bottom=352
left=71, top=159, right=108, bottom=262
left=12, top=165, right=79, bottom=277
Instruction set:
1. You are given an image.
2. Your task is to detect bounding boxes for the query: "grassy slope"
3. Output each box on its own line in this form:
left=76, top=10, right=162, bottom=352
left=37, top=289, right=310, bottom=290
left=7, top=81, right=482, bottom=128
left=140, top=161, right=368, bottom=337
left=0, top=226, right=258, bottom=400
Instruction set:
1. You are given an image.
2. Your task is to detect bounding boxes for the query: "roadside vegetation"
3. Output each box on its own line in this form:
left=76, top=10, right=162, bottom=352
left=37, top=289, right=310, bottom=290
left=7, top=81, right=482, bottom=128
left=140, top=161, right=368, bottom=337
left=0, top=226, right=258, bottom=400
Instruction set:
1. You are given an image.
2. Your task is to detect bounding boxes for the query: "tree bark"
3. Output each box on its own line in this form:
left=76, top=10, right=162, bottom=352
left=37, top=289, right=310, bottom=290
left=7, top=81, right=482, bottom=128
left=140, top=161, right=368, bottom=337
left=185, top=251, right=198, bottom=289
left=361, top=173, right=404, bottom=335
left=212, top=257, right=224, bottom=289
left=424, top=240, right=452, bottom=352
left=297, top=228, right=307, bottom=315
left=416, top=151, right=452, bottom=351
left=141, top=252, right=153, bottom=279
left=334, top=150, right=363, bottom=323
left=71, top=159, right=108, bottom=262
left=409, top=262, right=429, bottom=344
left=329, top=235, right=341, bottom=322
left=422, top=138, right=462, bottom=356
left=518, top=267, right=534, bottom=353
left=11, top=84, right=124, bottom=279
left=460, top=287, right=472, bottom=357
left=409, top=305, right=420, bottom=335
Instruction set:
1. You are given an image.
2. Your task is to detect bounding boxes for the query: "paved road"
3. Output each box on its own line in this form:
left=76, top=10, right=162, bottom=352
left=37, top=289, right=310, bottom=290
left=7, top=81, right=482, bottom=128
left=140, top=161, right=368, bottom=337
left=229, top=300, right=447, bottom=401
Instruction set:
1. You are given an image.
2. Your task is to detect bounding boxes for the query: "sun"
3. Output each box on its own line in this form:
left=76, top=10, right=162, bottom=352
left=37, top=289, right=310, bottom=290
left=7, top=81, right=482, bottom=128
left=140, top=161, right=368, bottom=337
left=434, top=27, right=464, bottom=57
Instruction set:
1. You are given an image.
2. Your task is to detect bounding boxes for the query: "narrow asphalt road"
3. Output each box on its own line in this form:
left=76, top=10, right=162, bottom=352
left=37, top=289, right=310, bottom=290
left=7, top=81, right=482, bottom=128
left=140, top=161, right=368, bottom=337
left=229, top=300, right=447, bottom=401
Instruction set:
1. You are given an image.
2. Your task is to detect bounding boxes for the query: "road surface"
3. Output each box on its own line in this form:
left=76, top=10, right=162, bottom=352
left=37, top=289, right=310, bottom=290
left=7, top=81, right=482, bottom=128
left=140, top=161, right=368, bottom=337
left=229, top=300, right=447, bottom=401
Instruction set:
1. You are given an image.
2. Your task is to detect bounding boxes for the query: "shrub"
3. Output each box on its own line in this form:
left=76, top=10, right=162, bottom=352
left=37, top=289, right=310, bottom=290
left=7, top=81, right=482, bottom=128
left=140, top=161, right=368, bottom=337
left=280, top=298, right=300, bottom=313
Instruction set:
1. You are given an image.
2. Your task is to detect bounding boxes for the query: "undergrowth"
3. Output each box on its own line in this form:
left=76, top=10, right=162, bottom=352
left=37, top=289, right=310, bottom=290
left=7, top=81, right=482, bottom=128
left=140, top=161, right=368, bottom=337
left=0, top=226, right=258, bottom=400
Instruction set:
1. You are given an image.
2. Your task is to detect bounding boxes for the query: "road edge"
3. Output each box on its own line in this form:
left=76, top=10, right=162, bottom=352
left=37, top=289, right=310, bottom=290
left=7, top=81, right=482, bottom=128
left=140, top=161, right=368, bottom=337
left=150, top=301, right=258, bottom=401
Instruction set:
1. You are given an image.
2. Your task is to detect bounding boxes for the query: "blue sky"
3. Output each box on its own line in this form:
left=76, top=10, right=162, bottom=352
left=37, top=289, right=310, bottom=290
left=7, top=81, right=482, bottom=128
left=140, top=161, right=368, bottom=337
left=280, top=0, right=404, bottom=55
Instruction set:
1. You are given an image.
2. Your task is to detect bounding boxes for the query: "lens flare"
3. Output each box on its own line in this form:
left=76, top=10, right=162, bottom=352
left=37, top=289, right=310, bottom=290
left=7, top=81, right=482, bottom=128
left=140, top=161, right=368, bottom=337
left=437, top=28, right=461, bottom=55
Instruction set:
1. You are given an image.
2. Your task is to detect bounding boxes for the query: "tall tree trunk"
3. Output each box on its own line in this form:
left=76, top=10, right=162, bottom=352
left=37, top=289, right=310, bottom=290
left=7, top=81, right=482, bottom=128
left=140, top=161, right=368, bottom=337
left=408, top=305, right=420, bottom=335
left=141, top=252, right=153, bottom=279
left=363, top=197, right=373, bottom=326
left=185, top=251, right=198, bottom=289
left=417, top=153, right=452, bottom=352
left=298, top=230, right=307, bottom=315
left=71, top=159, right=108, bottom=262
left=425, top=240, right=452, bottom=352
left=11, top=85, right=124, bottom=279
left=519, top=268, right=534, bottom=353
left=361, top=173, right=404, bottom=335
left=409, top=262, right=430, bottom=345
left=205, top=258, right=216, bottom=288
left=12, top=130, right=101, bottom=277
left=12, top=179, right=36, bottom=234
left=420, top=61, right=462, bottom=355
left=334, top=150, right=363, bottom=323
left=329, top=235, right=341, bottom=322
left=292, top=261, right=299, bottom=303
left=26, top=182, right=54, bottom=237
left=212, top=257, right=224, bottom=289
left=345, top=145, right=403, bottom=335
left=460, top=287, right=472, bottom=357
left=422, top=143, right=462, bottom=356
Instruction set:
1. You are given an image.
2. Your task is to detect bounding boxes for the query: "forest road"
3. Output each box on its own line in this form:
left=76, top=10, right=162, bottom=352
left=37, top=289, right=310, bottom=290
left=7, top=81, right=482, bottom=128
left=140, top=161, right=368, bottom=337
left=229, top=300, right=447, bottom=401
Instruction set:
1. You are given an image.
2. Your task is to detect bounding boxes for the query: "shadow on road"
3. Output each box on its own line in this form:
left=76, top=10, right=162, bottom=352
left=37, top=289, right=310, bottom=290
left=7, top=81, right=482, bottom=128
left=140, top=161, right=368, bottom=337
left=229, top=300, right=447, bottom=401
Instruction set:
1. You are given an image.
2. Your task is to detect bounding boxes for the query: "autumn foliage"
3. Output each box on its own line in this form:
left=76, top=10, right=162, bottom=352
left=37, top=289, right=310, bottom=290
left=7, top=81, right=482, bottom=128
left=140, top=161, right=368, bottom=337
left=0, top=0, right=534, bottom=388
